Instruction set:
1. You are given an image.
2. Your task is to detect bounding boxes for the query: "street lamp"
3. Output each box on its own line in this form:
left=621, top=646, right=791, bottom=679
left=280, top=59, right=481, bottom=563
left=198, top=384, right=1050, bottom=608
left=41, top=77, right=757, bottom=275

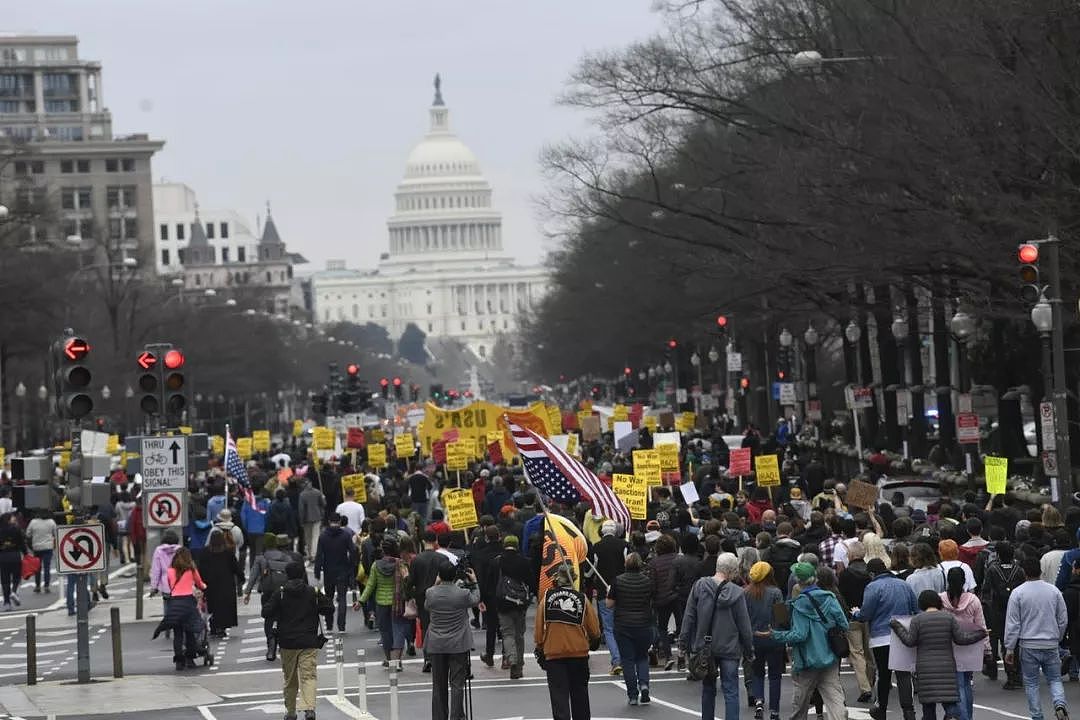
left=708, top=346, right=720, bottom=363
left=844, top=320, right=861, bottom=345
left=950, top=309, right=975, bottom=343
left=802, top=325, right=819, bottom=421
left=1033, top=295, right=1054, bottom=406
left=0, top=204, right=8, bottom=220
left=803, top=325, right=818, bottom=348
left=690, top=351, right=701, bottom=367
left=37, top=385, right=47, bottom=401
left=14, top=382, right=26, bottom=398
left=663, top=360, right=672, bottom=375
left=778, top=328, right=793, bottom=348
left=125, top=386, right=134, bottom=399
left=225, top=298, right=237, bottom=307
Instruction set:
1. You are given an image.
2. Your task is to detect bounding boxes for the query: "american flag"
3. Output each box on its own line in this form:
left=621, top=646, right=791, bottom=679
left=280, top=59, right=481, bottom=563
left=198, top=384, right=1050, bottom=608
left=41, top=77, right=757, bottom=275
left=225, top=426, right=264, bottom=514
left=506, top=420, right=630, bottom=531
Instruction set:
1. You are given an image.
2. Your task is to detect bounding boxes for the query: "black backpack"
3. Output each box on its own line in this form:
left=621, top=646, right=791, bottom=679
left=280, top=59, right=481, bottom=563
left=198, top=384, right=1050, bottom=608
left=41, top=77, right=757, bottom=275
left=259, top=553, right=292, bottom=595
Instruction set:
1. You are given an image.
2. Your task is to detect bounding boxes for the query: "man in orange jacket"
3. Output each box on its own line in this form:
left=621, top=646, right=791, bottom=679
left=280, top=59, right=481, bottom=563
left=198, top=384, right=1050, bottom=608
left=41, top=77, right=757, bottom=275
left=535, top=564, right=601, bottom=720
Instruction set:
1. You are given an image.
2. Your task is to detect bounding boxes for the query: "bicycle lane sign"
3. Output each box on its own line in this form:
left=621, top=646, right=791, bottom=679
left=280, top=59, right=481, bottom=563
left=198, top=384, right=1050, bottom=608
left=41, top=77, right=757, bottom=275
left=141, top=435, right=188, bottom=491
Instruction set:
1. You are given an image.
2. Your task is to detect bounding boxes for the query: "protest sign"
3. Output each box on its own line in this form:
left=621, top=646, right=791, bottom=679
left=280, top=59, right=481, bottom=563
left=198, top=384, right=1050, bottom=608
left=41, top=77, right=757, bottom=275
left=612, top=473, right=647, bottom=519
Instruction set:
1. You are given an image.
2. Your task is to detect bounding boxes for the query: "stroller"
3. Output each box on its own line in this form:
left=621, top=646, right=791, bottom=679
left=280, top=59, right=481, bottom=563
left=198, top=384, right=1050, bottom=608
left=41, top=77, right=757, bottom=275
left=193, top=596, right=215, bottom=667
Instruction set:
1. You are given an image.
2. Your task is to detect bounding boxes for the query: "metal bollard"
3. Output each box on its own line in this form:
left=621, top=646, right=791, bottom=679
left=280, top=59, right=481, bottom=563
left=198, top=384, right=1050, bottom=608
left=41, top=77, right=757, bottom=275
left=110, top=606, right=123, bottom=678
left=135, top=558, right=144, bottom=621
left=389, top=663, right=400, bottom=720
left=334, top=634, right=345, bottom=699
left=25, top=614, right=37, bottom=686
left=356, top=649, right=367, bottom=715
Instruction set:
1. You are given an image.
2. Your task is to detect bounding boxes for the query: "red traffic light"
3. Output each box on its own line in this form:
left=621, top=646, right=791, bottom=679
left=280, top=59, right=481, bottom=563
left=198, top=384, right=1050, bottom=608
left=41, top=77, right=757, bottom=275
left=163, top=349, right=185, bottom=369
left=346, top=364, right=359, bottom=376
left=392, top=377, right=402, bottom=387
left=136, top=350, right=157, bottom=369
left=667, top=339, right=677, bottom=349
left=63, top=337, right=90, bottom=361
left=623, top=367, right=632, bottom=376
left=1018, top=243, right=1039, bottom=264
left=740, top=377, right=750, bottom=389
left=379, top=377, right=389, bottom=388
left=716, top=315, right=728, bottom=327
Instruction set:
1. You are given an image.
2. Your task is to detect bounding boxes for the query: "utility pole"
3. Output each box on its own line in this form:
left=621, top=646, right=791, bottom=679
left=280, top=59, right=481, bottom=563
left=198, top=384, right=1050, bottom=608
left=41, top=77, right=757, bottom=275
left=1044, top=236, right=1074, bottom=511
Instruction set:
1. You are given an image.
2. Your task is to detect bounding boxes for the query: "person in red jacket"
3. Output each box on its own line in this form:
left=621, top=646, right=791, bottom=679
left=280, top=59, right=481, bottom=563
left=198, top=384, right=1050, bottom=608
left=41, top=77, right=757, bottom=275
left=745, top=488, right=773, bottom=525
left=129, top=495, right=147, bottom=570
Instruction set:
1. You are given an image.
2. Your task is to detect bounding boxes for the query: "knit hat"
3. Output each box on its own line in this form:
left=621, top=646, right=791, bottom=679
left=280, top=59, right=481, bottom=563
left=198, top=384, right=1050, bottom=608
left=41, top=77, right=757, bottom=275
left=263, top=534, right=279, bottom=550
left=646, top=520, right=661, bottom=532
left=503, top=535, right=519, bottom=548
left=791, top=562, right=816, bottom=583
left=748, top=561, right=772, bottom=584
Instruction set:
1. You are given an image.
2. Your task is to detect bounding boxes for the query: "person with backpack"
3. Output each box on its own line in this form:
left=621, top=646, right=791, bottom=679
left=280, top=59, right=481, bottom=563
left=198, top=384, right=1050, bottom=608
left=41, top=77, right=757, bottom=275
left=314, top=513, right=358, bottom=635
left=984, top=541, right=1026, bottom=688
left=266, top=489, right=298, bottom=552
left=211, top=509, right=245, bottom=595
left=495, top=534, right=534, bottom=679
left=244, top=534, right=297, bottom=661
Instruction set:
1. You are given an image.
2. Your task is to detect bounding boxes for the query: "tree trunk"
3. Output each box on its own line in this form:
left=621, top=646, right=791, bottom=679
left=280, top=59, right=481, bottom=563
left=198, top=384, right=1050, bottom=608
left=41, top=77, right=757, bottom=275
left=905, top=283, right=928, bottom=459
left=932, top=279, right=956, bottom=454
left=873, top=284, right=900, bottom=452
left=855, top=284, right=880, bottom=443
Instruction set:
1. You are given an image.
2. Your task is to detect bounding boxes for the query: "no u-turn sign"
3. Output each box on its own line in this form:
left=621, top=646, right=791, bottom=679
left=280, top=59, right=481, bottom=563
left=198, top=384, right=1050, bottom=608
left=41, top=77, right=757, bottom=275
left=56, top=524, right=107, bottom=574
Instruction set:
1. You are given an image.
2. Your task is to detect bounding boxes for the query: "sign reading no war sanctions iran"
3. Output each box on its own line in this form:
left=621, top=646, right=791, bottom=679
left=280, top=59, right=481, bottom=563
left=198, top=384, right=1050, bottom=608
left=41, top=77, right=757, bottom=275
left=612, top=473, right=647, bottom=520
left=444, top=488, right=478, bottom=530
left=632, top=449, right=662, bottom=486
left=340, top=473, right=367, bottom=503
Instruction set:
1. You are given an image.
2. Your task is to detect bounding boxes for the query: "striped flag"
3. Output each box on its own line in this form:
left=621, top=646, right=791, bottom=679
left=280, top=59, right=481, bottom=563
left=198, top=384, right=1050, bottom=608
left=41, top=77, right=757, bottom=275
left=226, top=426, right=263, bottom=514
left=505, top=419, right=630, bottom=531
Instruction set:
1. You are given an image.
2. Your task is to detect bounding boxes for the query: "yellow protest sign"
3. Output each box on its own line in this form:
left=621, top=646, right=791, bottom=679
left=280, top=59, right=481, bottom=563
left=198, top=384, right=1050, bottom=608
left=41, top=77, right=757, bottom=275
left=106, top=435, right=120, bottom=454
left=445, top=488, right=479, bottom=530
left=657, top=444, right=680, bottom=473
left=252, top=430, right=271, bottom=452
left=63, top=440, right=72, bottom=450
left=984, top=456, right=1008, bottom=495
left=633, top=449, right=662, bottom=485
left=486, top=430, right=504, bottom=446
left=395, top=434, right=415, bottom=458
left=236, top=437, right=253, bottom=460
left=566, top=433, right=578, bottom=457
left=613, top=404, right=629, bottom=422
left=643, top=415, right=658, bottom=432
left=340, top=473, right=367, bottom=503
left=577, top=411, right=593, bottom=429
left=0, top=448, right=5, bottom=467
left=755, top=454, right=781, bottom=487
left=547, top=405, right=563, bottom=434
left=369, top=428, right=385, bottom=444
left=178, top=426, right=193, bottom=435
left=292, top=420, right=303, bottom=438
left=211, top=435, right=224, bottom=455
left=681, top=412, right=697, bottom=428
left=612, top=473, right=647, bottom=519
left=446, top=442, right=469, bottom=471
left=367, top=443, right=387, bottom=468
left=313, top=427, right=335, bottom=450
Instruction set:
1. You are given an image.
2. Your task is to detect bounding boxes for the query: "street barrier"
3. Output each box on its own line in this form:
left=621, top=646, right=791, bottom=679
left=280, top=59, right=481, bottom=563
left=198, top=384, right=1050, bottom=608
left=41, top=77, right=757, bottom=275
left=356, top=649, right=368, bottom=715
left=25, top=614, right=36, bottom=686
left=334, top=634, right=345, bottom=699
left=388, top=663, right=400, bottom=720
left=110, top=606, right=123, bottom=678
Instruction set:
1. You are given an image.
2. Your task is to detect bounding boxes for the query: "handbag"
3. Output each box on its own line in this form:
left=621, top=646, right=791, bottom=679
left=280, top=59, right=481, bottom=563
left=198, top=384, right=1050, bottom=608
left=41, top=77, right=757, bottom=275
left=21, top=554, right=41, bottom=580
left=804, top=591, right=850, bottom=659
left=402, top=598, right=418, bottom=619
left=687, top=579, right=729, bottom=681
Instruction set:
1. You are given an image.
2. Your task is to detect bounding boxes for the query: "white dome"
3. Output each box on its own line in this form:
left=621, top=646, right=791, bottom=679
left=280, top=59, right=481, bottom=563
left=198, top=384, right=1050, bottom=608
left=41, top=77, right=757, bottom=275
left=405, top=135, right=480, bottom=179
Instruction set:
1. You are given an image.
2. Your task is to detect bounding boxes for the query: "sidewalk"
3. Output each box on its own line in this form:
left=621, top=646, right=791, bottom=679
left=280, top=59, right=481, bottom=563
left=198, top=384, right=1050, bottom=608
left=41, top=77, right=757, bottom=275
left=0, top=675, right=221, bottom=716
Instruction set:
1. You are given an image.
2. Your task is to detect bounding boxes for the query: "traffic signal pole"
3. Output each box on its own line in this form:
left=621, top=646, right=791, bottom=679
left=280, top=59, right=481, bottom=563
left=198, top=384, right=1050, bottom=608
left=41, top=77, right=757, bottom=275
left=1045, top=236, right=1074, bottom=512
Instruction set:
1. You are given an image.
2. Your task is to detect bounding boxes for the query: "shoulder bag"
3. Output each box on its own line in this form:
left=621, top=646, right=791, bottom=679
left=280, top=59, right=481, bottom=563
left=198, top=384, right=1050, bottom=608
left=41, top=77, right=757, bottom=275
left=686, top=579, right=729, bottom=681
left=804, top=590, right=850, bottom=659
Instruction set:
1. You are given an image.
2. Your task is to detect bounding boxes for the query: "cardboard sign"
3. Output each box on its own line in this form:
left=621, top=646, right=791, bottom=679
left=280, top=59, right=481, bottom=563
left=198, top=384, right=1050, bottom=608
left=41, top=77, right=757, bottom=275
left=236, top=437, right=253, bottom=460
left=659, top=411, right=675, bottom=429
left=106, top=435, right=120, bottom=455
left=728, top=447, right=752, bottom=476
left=292, top=419, right=304, bottom=438
left=178, top=426, right=193, bottom=436
left=445, top=488, right=479, bottom=530
left=632, top=449, right=662, bottom=486
left=252, top=430, right=271, bottom=452
left=340, top=473, right=367, bottom=503
left=643, top=415, right=658, bottom=432
left=845, top=478, right=879, bottom=509
left=394, top=434, right=415, bottom=458
left=614, top=421, right=637, bottom=453
left=984, top=456, right=1008, bottom=495
left=487, top=441, right=504, bottom=465
left=612, top=473, right=647, bottom=520
left=211, top=435, right=224, bottom=456
left=367, top=444, right=387, bottom=468
left=679, top=480, right=700, bottom=505
left=566, top=433, right=578, bottom=457
left=888, top=616, right=984, bottom=673
left=547, top=406, right=563, bottom=434
left=754, top=454, right=781, bottom=487
left=581, top=415, right=602, bottom=443
left=313, top=427, right=336, bottom=450
left=657, top=444, right=680, bottom=473
left=445, top=442, right=469, bottom=471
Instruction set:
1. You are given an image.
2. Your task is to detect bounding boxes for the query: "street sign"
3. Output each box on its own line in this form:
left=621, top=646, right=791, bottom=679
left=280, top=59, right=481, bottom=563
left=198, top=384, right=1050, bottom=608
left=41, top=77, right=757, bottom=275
left=806, top=399, right=822, bottom=421
left=1043, top=450, right=1059, bottom=477
left=146, top=490, right=184, bottom=528
left=955, top=413, right=980, bottom=444
left=778, top=383, right=796, bottom=406
left=140, top=435, right=188, bottom=491
left=56, top=524, right=106, bottom=574
left=1040, top=401, right=1056, bottom=451
left=845, top=386, right=874, bottom=409
left=726, top=352, right=742, bottom=372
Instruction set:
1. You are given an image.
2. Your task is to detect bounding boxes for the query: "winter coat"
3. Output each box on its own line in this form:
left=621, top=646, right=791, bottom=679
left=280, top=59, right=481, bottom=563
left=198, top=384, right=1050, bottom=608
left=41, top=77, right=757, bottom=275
left=186, top=518, right=212, bottom=552
left=0, top=523, right=26, bottom=564
left=314, top=525, right=357, bottom=583
left=854, top=573, right=918, bottom=640
left=891, top=610, right=986, bottom=703
left=745, top=499, right=772, bottom=525
left=426, top=581, right=481, bottom=654
left=940, top=590, right=990, bottom=651
left=1063, top=574, right=1080, bottom=658
left=206, top=495, right=227, bottom=526
left=771, top=586, right=850, bottom=672
left=673, top=552, right=700, bottom=603
left=360, top=556, right=409, bottom=609
left=265, top=499, right=298, bottom=538
left=262, top=579, right=334, bottom=649
left=26, top=518, right=56, bottom=552
left=535, top=586, right=600, bottom=661
left=679, top=576, right=754, bottom=660
left=210, top=521, right=244, bottom=552
left=150, top=543, right=180, bottom=594
left=763, top=537, right=802, bottom=595
left=496, top=548, right=536, bottom=612
left=298, top=487, right=325, bottom=524
left=838, top=560, right=871, bottom=609
left=198, top=548, right=242, bottom=629
left=648, top=552, right=679, bottom=607
left=240, top=499, right=269, bottom=535
left=609, top=569, right=652, bottom=628
left=470, top=539, right=502, bottom=605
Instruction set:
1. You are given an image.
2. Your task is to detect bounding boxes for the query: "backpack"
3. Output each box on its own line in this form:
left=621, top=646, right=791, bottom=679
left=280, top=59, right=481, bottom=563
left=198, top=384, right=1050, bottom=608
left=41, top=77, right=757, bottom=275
left=267, top=503, right=290, bottom=534
left=495, top=573, right=531, bottom=607
left=259, top=553, right=291, bottom=595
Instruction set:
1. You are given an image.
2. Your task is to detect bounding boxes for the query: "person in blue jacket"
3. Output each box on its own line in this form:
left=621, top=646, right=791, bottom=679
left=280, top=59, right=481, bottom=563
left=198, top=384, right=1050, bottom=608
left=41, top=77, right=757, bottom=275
left=186, top=507, right=212, bottom=562
left=854, top=558, right=918, bottom=720
left=767, top=562, right=849, bottom=720
left=241, top=495, right=271, bottom=570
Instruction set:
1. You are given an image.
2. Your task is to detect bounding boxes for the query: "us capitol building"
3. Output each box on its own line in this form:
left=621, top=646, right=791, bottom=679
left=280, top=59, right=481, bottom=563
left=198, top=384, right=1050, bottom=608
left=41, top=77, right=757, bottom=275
left=310, top=76, right=548, bottom=360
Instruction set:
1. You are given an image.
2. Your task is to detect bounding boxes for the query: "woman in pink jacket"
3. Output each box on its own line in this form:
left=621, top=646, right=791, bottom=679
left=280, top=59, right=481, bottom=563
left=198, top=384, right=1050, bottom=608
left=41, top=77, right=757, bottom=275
left=940, top=566, right=988, bottom=720
left=149, top=530, right=181, bottom=628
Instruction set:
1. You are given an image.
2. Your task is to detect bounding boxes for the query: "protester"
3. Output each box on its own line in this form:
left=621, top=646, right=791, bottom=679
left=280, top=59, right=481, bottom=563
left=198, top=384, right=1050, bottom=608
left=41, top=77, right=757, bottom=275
left=0, top=513, right=25, bottom=610
left=591, top=519, right=628, bottom=675
left=409, top=530, right=449, bottom=673
left=198, top=530, right=242, bottom=637
left=359, top=537, right=412, bottom=669
left=906, top=542, right=946, bottom=596
left=262, top=561, right=334, bottom=720
left=649, top=533, right=681, bottom=669
left=941, top=566, right=989, bottom=720
left=159, top=548, right=206, bottom=671
left=608, top=552, right=654, bottom=705
left=243, top=534, right=294, bottom=660
left=26, top=509, right=57, bottom=594
left=1063, top=559, right=1080, bottom=682
left=471, top=524, right=504, bottom=668
left=298, top=480, right=326, bottom=559
left=1004, top=555, right=1069, bottom=720
left=314, top=513, right=357, bottom=634
left=496, top=534, right=534, bottom=679
left=426, top=562, right=481, bottom=720
left=742, top=561, right=783, bottom=720
left=837, top=541, right=874, bottom=703
left=854, top=558, right=918, bottom=720
left=983, top=542, right=1026, bottom=688
left=536, top=564, right=601, bottom=720
left=335, top=487, right=365, bottom=534
left=266, top=489, right=298, bottom=551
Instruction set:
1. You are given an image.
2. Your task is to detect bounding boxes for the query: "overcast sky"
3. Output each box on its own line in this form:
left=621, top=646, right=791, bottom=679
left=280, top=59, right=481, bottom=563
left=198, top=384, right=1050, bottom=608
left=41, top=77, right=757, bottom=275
left=14, top=1, right=662, bottom=272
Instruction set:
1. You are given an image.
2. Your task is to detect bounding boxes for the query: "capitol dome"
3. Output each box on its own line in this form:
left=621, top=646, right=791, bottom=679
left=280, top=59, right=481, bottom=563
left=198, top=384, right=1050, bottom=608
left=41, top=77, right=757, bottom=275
left=403, top=75, right=482, bottom=180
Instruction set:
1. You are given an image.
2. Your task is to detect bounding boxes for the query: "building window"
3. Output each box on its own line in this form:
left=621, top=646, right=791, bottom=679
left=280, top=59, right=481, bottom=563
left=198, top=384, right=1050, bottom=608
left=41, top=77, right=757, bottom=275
left=237, top=246, right=245, bottom=262
left=106, top=186, right=135, bottom=209
left=266, top=271, right=272, bottom=283
left=160, top=224, right=168, bottom=241
left=220, top=222, right=229, bottom=238
left=178, top=248, right=187, bottom=264
left=381, top=306, right=387, bottom=318
left=77, top=159, right=89, bottom=173
left=221, top=248, right=230, bottom=263
left=194, top=274, right=201, bottom=286
left=105, top=158, right=118, bottom=172
left=161, top=249, right=170, bottom=266
left=427, top=323, right=433, bottom=332
left=352, top=304, right=358, bottom=319
left=206, top=223, right=215, bottom=239
left=60, top=187, right=92, bottom=211
left=121, top=158, right=135, bottom=172
left=60, top=160, right=73, bottom=174
left=460, top=321, right=466, bottom=331
left=426, top=303, right=432, bottom=315
left=176, top=223, right=185, bottom=240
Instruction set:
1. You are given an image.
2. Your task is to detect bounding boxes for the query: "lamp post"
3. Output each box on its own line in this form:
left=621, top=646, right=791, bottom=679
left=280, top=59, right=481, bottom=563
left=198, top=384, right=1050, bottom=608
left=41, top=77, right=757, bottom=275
left=803, top=324, right=819, bottom=423
left=14, top=382, right=25, bottom=451
left=844, top=320, right=864, bottom=474
left=950, top=308, right=977, bottom=481
left=892, top=314, right=911, bottom=458
left=1032, top=295, right=1054, bottom=467
left=690, top=351, right=703, bottom=414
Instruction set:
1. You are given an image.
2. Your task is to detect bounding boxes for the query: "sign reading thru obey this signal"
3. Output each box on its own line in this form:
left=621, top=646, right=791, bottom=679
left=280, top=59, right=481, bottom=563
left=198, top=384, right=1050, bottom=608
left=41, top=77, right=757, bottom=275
left=147, top=490, right=184, bottom=528
left=141, top=435, right=188, bottom=490
left=56, top=524, right=106, bottom=574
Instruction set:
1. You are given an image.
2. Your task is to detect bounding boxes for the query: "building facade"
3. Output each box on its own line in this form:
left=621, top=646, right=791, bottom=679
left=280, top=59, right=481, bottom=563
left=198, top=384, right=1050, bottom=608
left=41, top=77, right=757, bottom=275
left=311, top=77, right=547, bottom=359
left=0, top=35, right=163, bottom=267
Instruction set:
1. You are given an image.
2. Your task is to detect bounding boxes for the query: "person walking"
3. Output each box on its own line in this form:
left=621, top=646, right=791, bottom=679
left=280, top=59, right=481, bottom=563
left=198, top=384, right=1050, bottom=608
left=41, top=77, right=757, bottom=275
left=409, top=530, right=449, bottom=673
left=536, top=564, right=601, bottom=720
left=149, top=529, right=182, bottom=625
left=743, top=561, right=784, bottom=720
left=26, top=509, right=56, bottom=593
left=1004, top=555, right=1070, bottom=720
left=607, top=552, right=655, bottom=705
left=768, top=562, right=850, bottom=720
left=837, top=541, right=874, bottom=703
left=266, top=489, right=299, bottom=552
left=649, top=533, right=681, bottom=670
left=906, top=542, right=946, bottom=597
left=590, top=519, right=627, bottom=675
left=890, top=591, right=987, bottom=720
left=298, top=480, right=325, bottom=561
left=426, top=562, right=481, bottom=720
left=243, top=534, right=294, bottom=660
left=359, top=538, right=412, bottom=669
left=159, top=548, right=206, bottom=670
left=197, top=531, right=242, bottom=638
left=1062, top=558, right=1080, bottom=682
left=262, top=561, right=334, bottom=720
left=0, top=513, right=26, bottom=610
left=211, top=509, right=245, bottom=595
left=940, top=566, right=989, bottom=720
left=335, top=487, right=365, bottom=535
left=472, top=524, right=504, bottom=668
left=854, top=558, right=918, bottom=720
left=495, top=534, right=533, bottom=678
left=314, top=513, right=358, bottom=634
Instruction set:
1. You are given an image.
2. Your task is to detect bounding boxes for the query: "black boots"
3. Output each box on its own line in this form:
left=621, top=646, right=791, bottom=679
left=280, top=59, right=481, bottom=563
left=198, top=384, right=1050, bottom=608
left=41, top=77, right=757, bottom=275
left=266, top=637, right=278, bottom=662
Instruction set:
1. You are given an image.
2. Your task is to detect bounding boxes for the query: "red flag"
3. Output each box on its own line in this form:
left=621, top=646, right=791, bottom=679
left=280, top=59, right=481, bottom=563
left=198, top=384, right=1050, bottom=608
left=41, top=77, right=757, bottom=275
left=487, top=441, right=504, bottom=465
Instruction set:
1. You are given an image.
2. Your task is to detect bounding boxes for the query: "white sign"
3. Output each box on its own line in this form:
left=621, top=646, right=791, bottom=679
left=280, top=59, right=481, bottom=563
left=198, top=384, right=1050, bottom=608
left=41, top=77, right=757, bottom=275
left=56, top=524, right=107, bottom=574
left=613, top=421, right=637, bottom=453
left=726, top=352, right=743, bottom=372
left=1040, top=402, right=1056, bottom=451
left=846, top=386, right=874, bottom=410
left=146, top=490, right=185, bottom=528
left=676, top=388, right=688, bottom=404
left=679, top=481, right=699, bottom=505
left=140, top=436, right=189, bottom=491
left=653, top=431, right=681, bottom=449
left=896, top=389, right=911, bottom=427
left=778, top=383, right=796, bottom=406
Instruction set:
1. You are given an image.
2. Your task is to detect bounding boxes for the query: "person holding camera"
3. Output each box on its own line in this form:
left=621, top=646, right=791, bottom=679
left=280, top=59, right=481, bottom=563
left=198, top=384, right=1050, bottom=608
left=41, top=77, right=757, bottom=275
left=537, top=564, right=601, bottom=720
left=425, top=562, right=481, bottom=720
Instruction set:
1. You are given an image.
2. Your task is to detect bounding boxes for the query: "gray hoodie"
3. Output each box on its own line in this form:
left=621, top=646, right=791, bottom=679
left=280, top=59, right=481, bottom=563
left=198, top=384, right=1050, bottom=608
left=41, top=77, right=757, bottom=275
left=679, top=576, right=754, bottom=660
left=1004, top=579, right=1068, bottom=650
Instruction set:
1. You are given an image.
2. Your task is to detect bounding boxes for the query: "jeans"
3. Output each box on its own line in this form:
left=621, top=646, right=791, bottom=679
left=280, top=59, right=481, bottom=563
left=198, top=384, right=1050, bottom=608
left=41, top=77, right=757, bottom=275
left=751, top=642, right=784, bottom=714
left=499, top=608, right=527, bottom=667
left=597, top=602, right=621, bottom=666
left=871, top=644, right=914, bottom=712
left=956, top=671, right=973, bottom=720
left=431, top=651, right=469, bottom=720
left=701, top=656, right=741, bottom=720
left=375, top=604, right=409, bottom=654
left=324, top=576, right=349, bottom=631
left=281, top=648, right=318, bottom=713
left=33, top=549, right=53, bottom=589
left=66, top=573, right=89, bottom=614
left=1020, top=646, right=1068, bottom=720
left=0, top=560, right=19, bottom=603
left=922, top=701, right=962, bottom=720
left=546, top=656, right=591, bottom=720
left=615, top=624, right=653, bottom=698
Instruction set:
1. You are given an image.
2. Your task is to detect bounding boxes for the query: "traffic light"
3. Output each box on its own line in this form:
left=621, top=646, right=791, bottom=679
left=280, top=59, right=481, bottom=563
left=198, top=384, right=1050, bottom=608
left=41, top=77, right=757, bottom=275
left=716, top=315, right=728, bottom=328
left=777, top=346, right=793, bottom=380
left=739, top=376, right=750, bottom=394
left=163, top=348, right=187, bottom=416
left=667, top=338, right=677, bottom=350
left=1018, top=243, right=1041, bottom=304
left=591, top=385, right=601, bottom=400
left=136, top=349, right=159, bottom=414
left=380, top=377, right=389, bottom=399
left=54, top=334, right=93, bottom=419
left=392, top=376, right=403, bottom=400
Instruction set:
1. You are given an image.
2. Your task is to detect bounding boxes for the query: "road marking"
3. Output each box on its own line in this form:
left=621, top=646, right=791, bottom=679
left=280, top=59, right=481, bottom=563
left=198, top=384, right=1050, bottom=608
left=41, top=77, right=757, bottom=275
left=605, top=681, right=698, bottom=717
left=11, top=639, right=76, bottom=648
left=196, top=706, right=217, bottom=720
left=327, top=695, right=364, bottom=717
left=973, top=704, right=1029, bottom=719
